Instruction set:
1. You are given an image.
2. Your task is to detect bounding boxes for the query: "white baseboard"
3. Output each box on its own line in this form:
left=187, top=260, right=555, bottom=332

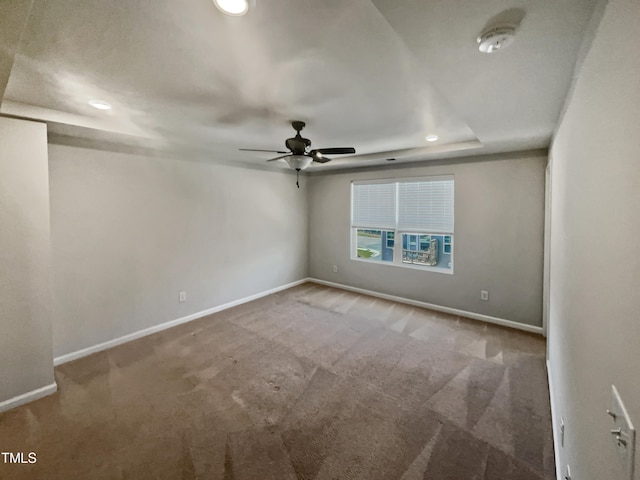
left=0, top=382, right=58, bottom=414
left=54, top=278, right=310, bottom=366
left=53, top=276, right=542, bottom=368
left=547, top=359, right=562, bottom=480
left=308, top=278, right=544, bottom=335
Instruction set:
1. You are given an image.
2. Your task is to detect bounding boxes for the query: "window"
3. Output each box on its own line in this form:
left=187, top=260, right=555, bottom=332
left=354, top=229, right=395, bottom=262
left=386, top=231, right=395, bottom=248
left=351, top=176, right=454, bottom=273
left=443, top=235, right=452, bottom=254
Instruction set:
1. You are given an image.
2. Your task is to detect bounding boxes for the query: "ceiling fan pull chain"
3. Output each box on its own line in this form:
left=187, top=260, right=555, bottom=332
left=296, top=169, right=300, bottom=188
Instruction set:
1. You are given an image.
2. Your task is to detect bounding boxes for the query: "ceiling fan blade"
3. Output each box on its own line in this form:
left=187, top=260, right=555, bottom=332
left=266, top=154, right=291, bottom=162
left=240, top=148, right=288, bottom=154
left=312, top=147, right=356, bottom=155
left=312, top=155, right=332, bottom=164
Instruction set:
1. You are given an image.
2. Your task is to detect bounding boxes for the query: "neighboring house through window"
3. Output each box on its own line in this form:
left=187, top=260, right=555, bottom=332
left=351, top=175, right=454, bottom=273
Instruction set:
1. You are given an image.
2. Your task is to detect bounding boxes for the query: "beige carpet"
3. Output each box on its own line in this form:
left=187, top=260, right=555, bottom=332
left=0, top=283, right=554, bottom=479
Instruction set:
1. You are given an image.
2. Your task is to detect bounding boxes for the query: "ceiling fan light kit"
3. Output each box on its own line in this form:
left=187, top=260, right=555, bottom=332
left=285, top=155, right=313, bottom=171
left=477, top=25, right=517, bottom=53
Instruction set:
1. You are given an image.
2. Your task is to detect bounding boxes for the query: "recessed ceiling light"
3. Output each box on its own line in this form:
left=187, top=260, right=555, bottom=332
left=213, top=0, right=250, bottom=16
left=425, top=134, right=439, bottom=142
left=88, top=100, right=112, bottom=110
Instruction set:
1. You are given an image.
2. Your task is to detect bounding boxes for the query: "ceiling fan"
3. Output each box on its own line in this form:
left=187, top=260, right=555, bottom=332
left=240, top=121, right=356, bottom=187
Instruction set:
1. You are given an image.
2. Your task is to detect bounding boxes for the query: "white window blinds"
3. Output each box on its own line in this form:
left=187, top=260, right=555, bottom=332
left=398, top=177, right=454, bottom=232
left=352, top=176, right=454, bottom=233
left=351, top=182, right=396, bottom=229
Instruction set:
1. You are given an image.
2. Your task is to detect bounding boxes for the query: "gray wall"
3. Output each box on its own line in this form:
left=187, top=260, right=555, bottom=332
left=49, top=145, right=309, bottom=358
left=0, top=117, right=55, bottom=403
left=308, top=153, right=546, bottom=327
left=548, top=0, right=640, bottom=477
left=0, top=0, right=32, bottom=99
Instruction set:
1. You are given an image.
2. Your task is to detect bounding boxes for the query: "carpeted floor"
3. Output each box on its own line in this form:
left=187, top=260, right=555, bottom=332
left=0, top=283, right=554, bottom=479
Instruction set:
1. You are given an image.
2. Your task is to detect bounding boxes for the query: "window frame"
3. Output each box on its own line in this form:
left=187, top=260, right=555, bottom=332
left=350, top=176, right=454, bottom=275
left=385, top=231, right=395, bottom=249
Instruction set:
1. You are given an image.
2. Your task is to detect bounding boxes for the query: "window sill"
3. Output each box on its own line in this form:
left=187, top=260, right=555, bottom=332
left=350, top=256, right=454, bottom=275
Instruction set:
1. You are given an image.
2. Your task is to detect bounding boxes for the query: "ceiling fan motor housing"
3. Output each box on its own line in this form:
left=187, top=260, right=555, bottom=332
left=286, top=136, right=311, bottom=154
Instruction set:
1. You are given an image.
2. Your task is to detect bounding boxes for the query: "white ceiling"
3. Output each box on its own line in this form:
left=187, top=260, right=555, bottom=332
left=0, top=0, right=597, bottom=170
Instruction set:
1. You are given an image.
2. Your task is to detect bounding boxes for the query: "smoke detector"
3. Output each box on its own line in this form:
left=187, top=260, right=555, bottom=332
left=477, top=26, right=516, bottom=53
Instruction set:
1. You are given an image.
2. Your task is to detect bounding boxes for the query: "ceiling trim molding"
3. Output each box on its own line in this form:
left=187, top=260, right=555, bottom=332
left=307, top=148, right=549, bottom=176
left=47, top=134, right=305, bottom=177
left=1, top=100, right=155, bottom=138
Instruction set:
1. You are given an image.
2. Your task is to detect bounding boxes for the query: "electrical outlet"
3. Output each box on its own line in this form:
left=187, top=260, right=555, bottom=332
left=179, top=291, right=186, bottom=303
left=561, top=416, right=565, bottom=447
left=333, top=265, right=338, bottom=273
left=480, top=290, right=489, bottom=301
